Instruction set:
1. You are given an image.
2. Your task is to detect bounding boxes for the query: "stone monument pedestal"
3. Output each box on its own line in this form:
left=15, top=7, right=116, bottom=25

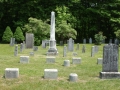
left=100, top=72, right=120, bottom=79
left=47, top=40, right=58, bottom=56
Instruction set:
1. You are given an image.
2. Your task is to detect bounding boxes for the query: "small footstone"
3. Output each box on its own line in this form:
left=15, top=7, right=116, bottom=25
left=72, top=57, right=81, bottom=64
left=64, top=60, right=70, bottom=67
left=69, top=73, right=78, bottom=82
left=44, top=69, right=58, bottom=79
left=97, top=58, right=103, bottom=64
left=46, top=57, right=55, bottom=64
left=20, top=56, right=29, bottom=63
left=5, top=68, right=19, bottom=79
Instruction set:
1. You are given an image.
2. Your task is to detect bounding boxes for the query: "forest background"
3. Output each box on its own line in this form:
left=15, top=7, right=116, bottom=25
left=0, top=0, right=120, bottom=44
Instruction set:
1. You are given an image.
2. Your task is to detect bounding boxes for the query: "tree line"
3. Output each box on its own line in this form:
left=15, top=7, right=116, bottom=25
left=0, top=0, right=120, bottom=44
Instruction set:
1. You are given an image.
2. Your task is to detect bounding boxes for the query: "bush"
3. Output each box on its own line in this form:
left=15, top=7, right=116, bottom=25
left=14, top=26, right=25, bottom=43
left=114, top=30, right=120, bottom=40
left=2, top=26, right=13, bottom=43
left=94, top=31, right=106, bottom=45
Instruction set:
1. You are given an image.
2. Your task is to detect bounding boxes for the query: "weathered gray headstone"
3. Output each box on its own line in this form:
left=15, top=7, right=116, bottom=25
left=14, top=45, right=18, bottom=56
left=94, top=46, right=99, bottom=53
left=69, top=73, right=78, bottom=82
left=82, top=45, right=85, bottom=53
left=46, top=57, right=55, bottom=64
left=42, top=40, right=46, bottom=48
left=20, top=56, right=29, bottom=63
left=89, top=38, right=92, bottom=44
left=30, top=52, right=34, bottom=56
left=5, top=68, right=19, bottom=79
left=97, top=58, right=103, bottom=65
left=26, top=33, right=34, bottom=48
left=72, top=57, right=81, bottom=64
left=100, top=44, right=120, bottom=79
left=68, top=38, right=74, bottom=52
left=83, top=38, right=86, bottom=44
left=114, top=38, right=119, bottom=46
left=33, top=46, right=38, bottom=51
left=44, top=69, right=58, bottom=79
left=64, top=60, right=70, bottom=67
left=91, top=46, right=95, bottom=57
left=10, top=38, right=15, bottom=46
left=63, top=46, right=67, bottom=57
left=20, top=43, right=24, bottom=52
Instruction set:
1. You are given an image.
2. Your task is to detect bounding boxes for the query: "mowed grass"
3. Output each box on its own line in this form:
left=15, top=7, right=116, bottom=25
left=0, top=44, right=120, bottom=90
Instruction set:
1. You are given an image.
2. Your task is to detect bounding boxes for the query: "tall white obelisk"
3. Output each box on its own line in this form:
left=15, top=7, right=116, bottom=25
left=47, top=11, right=58, bottom=55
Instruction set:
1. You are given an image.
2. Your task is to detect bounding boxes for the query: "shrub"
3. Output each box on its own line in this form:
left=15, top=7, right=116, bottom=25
left=14, top=26, right=25, bottom=43
left=94, top=31, right=106, bottom=45
left=114, top=30, right=120, bottom=40
left=2, top=26, right=13, bottom=43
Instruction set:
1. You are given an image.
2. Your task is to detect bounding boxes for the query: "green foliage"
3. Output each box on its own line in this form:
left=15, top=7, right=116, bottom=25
left=114, top=30, right=120, bottom=40
left=14, top=26, right=25, bottom=43
left=23, top=17, right=50, bottom=46
left=2, top=26, right=13, bottom=43
left=56, top=20, right=77, bottom=41
left=94, top=32, right=106, bottom=45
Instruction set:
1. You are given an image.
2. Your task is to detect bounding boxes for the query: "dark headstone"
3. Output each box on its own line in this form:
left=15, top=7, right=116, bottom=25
left=100, top=44, right=120, bottom=79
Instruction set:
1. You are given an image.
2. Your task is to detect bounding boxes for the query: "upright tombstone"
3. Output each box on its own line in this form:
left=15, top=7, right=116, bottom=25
left=91, top=46, right=95, bottom=57
left=89, top=38, right=92, bottom=44
left=82, top=45, right=85, bottom=53
left=83, top=38, right=86, bottom=44
left=100, top=44, right=120, bottom=79
left=47, top=11, right=58, bottom=55
left=10, top=37, right=15, bottom=46
left=76, top=43, right=79, bottom=50
left=42, top=40, right=46, bottom=48
left=20, top=43, right=24, bottom=52
left=63, top=46, right=67, bottom=57
left=114, top=38, right=119, bottom=46
left=68, top=38, right=74, bottom=52
left=26, top=33, right=34, bottom=48
left=14, top=45, right=18, bottom=56
left=109, top=39, right=112, bottom=44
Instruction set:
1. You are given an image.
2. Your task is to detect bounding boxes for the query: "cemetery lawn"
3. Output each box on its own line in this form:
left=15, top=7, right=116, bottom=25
left=0, top=44, right=120, bottom=90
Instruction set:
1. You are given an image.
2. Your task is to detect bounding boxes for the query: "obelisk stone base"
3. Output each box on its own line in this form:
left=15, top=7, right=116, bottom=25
left=100, top=72, right=120, bottom=79
left=47, top=40, right=58, bottom=56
